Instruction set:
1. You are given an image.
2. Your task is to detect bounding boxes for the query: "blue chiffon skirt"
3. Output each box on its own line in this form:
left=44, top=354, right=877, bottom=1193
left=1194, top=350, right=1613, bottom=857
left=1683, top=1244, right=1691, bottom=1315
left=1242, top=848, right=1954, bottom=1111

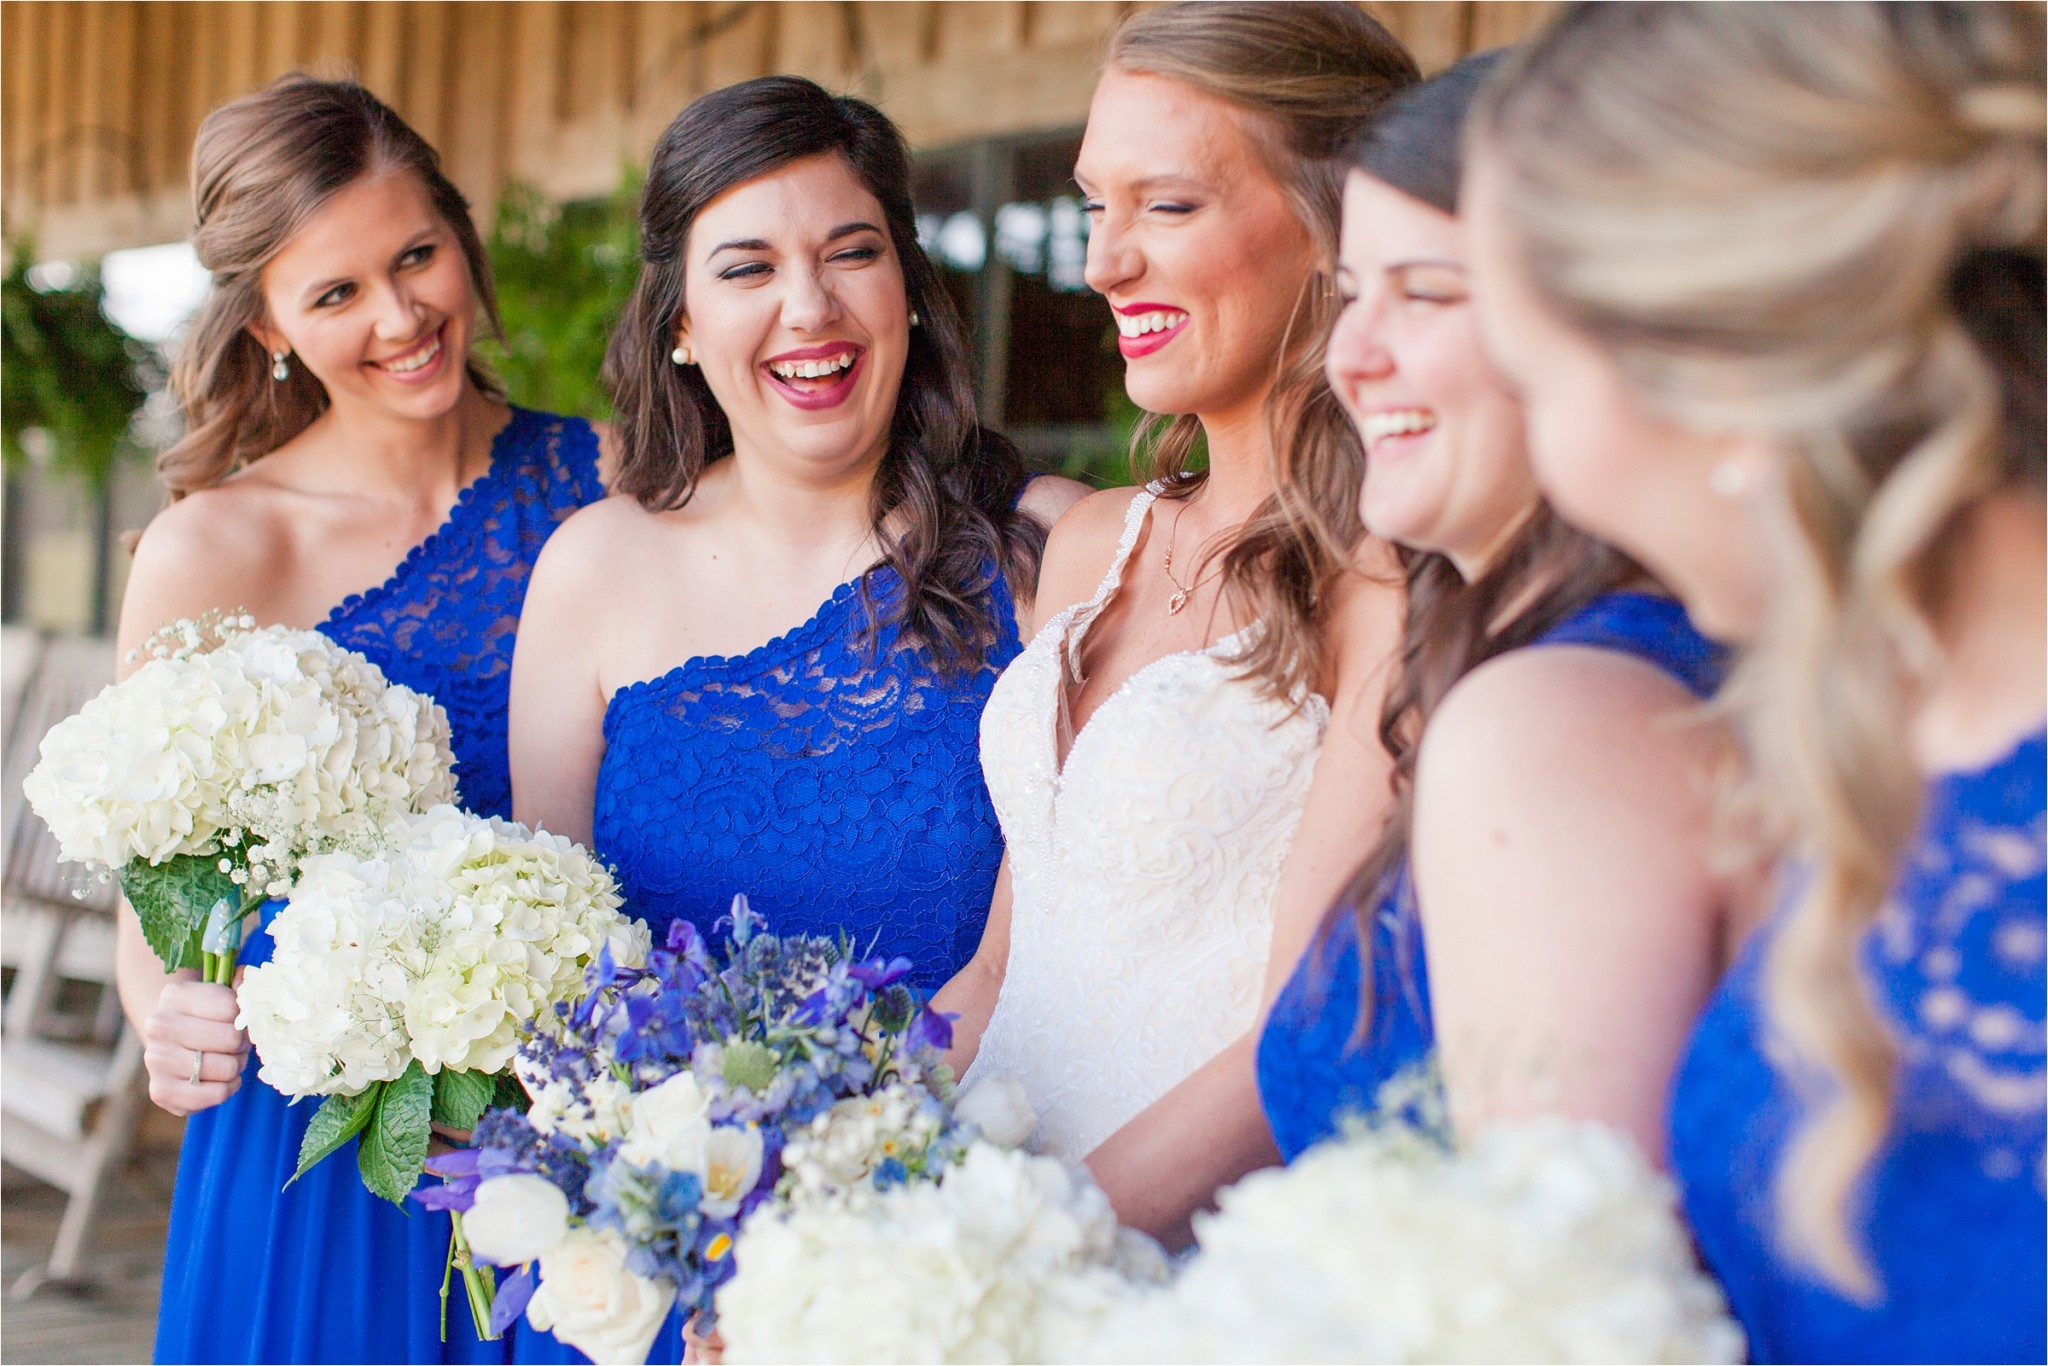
left=154, top=902, right=510, bottom=1365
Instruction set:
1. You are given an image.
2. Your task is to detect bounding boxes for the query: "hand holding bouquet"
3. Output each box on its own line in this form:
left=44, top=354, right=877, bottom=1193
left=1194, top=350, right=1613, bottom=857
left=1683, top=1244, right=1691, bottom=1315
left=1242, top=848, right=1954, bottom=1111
left=22, top=613, right=455, bottom=981
left=426, top=897, right=968, bottom=1365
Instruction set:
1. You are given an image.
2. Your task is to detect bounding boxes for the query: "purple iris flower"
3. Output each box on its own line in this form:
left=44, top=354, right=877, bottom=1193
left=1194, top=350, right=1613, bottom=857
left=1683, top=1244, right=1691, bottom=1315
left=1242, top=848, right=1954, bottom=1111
left=410, top=1182, right=476, bottom=1213
left=666, top=917, right=707, bottom=959
left=425, top=1148, right=484, bottom=1178
left=848, top=956, right=915, bottom=991
left=489, top=1266, right=537, bottom=1337
left=904, top=1006, right=956, bottom=1055
left=413, top=1148, right=485, bottom=1211
left=718, top=893, right=763, bottom=946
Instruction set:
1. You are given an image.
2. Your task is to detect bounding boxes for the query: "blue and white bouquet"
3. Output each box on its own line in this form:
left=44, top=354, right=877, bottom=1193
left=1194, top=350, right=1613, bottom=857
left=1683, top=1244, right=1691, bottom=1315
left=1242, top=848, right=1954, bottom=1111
left=421, top=896, right=968, bottom=1364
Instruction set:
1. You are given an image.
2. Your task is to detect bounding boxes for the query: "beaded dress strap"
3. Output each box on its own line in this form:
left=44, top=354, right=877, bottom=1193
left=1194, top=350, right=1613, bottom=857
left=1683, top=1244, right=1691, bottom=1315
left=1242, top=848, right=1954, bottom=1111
left=1060, top=483, right=1164, bottom=677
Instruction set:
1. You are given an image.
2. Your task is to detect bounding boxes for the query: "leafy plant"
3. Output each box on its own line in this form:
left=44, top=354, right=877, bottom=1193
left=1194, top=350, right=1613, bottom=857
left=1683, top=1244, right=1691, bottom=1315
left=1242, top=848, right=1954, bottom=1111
left=480, top=177, right=642, bottom=421
left=1, top=241, right=149, bottom=489
left=121, top=852, right=243, bottom=980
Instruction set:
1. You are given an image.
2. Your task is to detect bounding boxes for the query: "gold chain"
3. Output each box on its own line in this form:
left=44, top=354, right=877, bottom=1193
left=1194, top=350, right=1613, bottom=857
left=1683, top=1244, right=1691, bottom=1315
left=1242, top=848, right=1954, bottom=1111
left=1160, top=495, right=1225, bottom=617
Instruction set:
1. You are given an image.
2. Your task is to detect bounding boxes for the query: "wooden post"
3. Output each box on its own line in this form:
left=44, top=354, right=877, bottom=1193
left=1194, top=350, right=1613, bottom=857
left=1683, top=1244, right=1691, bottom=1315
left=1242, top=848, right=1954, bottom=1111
left=969, top=139, right=1015, bottom=426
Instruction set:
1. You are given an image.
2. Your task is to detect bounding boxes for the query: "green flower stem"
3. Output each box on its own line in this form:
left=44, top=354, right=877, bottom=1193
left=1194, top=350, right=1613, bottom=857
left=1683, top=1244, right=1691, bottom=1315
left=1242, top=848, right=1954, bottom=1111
left=450, top=1211, right=499, bottom=1341
left=439, top=1225, right=456, bottom=1342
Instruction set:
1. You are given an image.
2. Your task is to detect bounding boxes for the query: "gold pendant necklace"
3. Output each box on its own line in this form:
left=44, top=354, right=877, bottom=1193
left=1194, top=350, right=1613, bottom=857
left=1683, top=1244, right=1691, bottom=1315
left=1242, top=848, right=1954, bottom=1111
left=1160, top=495, right=1223, bottom=616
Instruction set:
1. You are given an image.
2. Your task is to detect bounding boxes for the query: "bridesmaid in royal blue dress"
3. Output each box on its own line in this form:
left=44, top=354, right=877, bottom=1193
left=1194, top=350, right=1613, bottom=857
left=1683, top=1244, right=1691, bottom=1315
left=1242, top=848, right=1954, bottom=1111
left=1469, top=6, right=2044, bottom=1358
left=115, top=78, right=606, bottom=1364
left=1257, top=54, right=1742, bottom=1164
left=507, top=78, right=1084, bottom=1361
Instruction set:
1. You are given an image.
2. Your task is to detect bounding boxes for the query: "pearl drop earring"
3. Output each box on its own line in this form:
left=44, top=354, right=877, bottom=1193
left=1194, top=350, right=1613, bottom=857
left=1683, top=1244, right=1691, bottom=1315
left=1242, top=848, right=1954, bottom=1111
left=1709, top=461, right=1749, bottom=499
left=271, top=349, right=290, bottom=382
left=671, top=346, right=695, bottom=366
left=909, top=310, right=921, bottom=327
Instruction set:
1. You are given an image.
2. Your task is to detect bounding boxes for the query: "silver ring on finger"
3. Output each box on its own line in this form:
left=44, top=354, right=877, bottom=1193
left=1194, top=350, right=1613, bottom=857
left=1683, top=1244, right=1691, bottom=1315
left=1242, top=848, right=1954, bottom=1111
left=189, top=1048, right=205, bottom=1085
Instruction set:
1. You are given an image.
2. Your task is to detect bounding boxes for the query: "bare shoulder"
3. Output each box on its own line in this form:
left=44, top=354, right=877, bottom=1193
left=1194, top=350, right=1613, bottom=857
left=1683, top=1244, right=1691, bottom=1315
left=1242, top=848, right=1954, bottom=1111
left=1032, top=484, right=1146, bottom=621
left=1015, top=474, right=1092, bottom=532
left=1422, top=642, right=1721, bottom=806
left=528, top=491, right=670, bottom=595
left=122, top=484, right=293, bottom=636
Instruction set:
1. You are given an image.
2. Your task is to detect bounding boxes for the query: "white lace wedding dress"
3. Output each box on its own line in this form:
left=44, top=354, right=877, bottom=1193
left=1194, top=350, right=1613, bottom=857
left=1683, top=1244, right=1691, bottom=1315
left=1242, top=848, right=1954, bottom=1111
left=962, top=484, right=1329, bottom=1161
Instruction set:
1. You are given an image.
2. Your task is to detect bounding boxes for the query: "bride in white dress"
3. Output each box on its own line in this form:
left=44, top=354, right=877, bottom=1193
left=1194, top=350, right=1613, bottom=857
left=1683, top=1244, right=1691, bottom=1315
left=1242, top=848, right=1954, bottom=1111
left=936, top=2, right=1417, bottom=1248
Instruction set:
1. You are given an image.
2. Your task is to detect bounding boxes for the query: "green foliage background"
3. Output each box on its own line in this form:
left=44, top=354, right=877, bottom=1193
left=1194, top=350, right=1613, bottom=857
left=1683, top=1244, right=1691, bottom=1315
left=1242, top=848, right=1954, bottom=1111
left=2, top=246, right=149, bottom=490
left=477, top=175, right=642, bottom=422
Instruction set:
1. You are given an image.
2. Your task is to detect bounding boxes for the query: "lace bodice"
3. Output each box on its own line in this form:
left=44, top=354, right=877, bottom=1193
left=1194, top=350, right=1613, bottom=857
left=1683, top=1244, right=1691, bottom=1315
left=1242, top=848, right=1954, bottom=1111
left=591, top=566, right=1021, bottom=992
left=1669, top=727, right=2046, bottom=1363
left=1256, top=593, right=1727, bottom=1162
left=963, top=485, right=1329, bottom=1161
left=320, top=407, right=603, bottom=820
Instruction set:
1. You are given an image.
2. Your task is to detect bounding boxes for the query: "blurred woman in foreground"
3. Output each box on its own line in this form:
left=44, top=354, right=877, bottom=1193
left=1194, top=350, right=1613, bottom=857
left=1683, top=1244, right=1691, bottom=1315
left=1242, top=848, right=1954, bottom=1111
left=1468, top=4, right=2045, bottom=1358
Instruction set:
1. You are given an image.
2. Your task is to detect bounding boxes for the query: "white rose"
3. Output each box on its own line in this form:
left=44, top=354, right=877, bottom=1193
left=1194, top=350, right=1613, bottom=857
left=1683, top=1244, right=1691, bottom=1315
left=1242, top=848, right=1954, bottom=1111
left=463, top=1174, right=571, bottom=1267
left=527, top=1227, right=677, bottom=1365
left=699, top=1125, right=766, bottom=1219
left=563, top=1072, right=636, bottom=1145
left=618, top=1071, right=712, bottom=1171
left=953, top=1074, right=1037, bottom=1148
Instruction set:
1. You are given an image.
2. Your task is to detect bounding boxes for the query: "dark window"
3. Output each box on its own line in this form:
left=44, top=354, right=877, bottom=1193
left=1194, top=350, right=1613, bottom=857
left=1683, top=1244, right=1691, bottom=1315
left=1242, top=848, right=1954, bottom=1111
left=915, top=131, right=1127, bottom=481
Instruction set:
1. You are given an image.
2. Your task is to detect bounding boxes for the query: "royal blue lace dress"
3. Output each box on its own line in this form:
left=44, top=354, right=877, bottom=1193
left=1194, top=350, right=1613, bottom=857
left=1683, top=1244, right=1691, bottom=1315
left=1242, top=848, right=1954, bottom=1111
left=1256, top=593, right=1726, bottom=1161
left=153, top=407, right=604, bottom=1365
left=1668, top=726, right=2046, bottom=1363
left=513, top=558, right=1025, bottom=1364
left=591, top=568, right=1020, bottom=990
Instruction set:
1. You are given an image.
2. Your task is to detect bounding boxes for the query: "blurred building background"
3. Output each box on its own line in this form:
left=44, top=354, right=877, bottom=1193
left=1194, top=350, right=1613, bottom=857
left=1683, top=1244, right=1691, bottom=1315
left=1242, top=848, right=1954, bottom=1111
left=1, top=0, right=1550, bottom=639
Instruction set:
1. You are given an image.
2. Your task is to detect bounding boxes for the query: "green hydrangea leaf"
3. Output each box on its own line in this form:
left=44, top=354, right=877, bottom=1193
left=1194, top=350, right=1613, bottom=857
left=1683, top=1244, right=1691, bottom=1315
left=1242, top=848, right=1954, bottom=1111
left=491, top=1070, right=531, bottom=1114
left=431, top=1068, right=497, bottom=1133
left=291, top=1086, right=381, bottom=1186
left=121, top=853, right=236, bottom=972
left=358, top=1060, right=433, bottom=1204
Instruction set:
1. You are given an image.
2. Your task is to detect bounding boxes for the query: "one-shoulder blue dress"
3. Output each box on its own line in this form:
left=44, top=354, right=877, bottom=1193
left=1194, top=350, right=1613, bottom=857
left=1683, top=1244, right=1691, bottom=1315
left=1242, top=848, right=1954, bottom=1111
left=1668, top=726, right=2046, bottom=1363
left=1256, top=592, right=1726, bottom=1161
left=514, top=558, right=1024, bottom=1363
left=154, top=407, right=604, bottom=1365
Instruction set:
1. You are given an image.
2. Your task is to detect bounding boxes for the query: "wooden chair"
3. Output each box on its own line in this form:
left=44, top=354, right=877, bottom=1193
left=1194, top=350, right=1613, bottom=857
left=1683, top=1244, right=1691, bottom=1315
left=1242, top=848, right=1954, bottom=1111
left=0, top=632, right=146, bottom=1296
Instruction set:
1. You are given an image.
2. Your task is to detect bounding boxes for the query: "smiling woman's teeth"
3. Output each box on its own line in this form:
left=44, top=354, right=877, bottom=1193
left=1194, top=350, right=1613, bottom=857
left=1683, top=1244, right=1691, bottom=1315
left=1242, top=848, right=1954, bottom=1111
left=770, top=353, right=856, bottom=380
left=1362, top=409, right=1437, bottom=446
left=383, top=337, right=441, bottom=373
left=1115, top=309, right=1188, bottom=338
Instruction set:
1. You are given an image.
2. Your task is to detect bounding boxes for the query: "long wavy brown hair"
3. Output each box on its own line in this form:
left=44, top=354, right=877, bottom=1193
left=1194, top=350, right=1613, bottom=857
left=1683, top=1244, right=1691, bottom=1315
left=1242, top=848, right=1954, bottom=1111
left=1105, top=2, right=1419, bottom=703
left=1478, top=0, right=2045, bottom=1296
left=604, top=76, right=1041, bottom=678
left=1326, top=52, right=1642, bottom=1010
left=159, top=74, right=503, bottom=500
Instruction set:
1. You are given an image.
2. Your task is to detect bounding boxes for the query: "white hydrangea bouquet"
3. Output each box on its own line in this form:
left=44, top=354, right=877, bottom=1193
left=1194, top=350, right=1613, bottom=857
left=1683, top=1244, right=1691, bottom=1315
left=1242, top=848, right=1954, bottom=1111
left=717, top=1140, right=1169, bottom=1364
left=235, top=804, right=650, bottom=1211
left=22, top=613, right=455, bottom=983
left=1086, top=1117, right=1746, bottom=1365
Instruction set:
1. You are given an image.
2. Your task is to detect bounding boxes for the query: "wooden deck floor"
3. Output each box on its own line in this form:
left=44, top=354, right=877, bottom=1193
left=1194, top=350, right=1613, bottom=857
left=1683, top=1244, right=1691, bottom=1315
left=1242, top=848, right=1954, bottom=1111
left=1, top=1139, right=177, bottom=1365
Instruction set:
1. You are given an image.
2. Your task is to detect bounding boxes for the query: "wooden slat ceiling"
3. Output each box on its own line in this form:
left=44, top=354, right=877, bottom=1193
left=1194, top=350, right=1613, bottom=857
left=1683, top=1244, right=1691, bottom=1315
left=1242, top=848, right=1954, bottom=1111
left=0, top=1, right=1554, bottom=260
